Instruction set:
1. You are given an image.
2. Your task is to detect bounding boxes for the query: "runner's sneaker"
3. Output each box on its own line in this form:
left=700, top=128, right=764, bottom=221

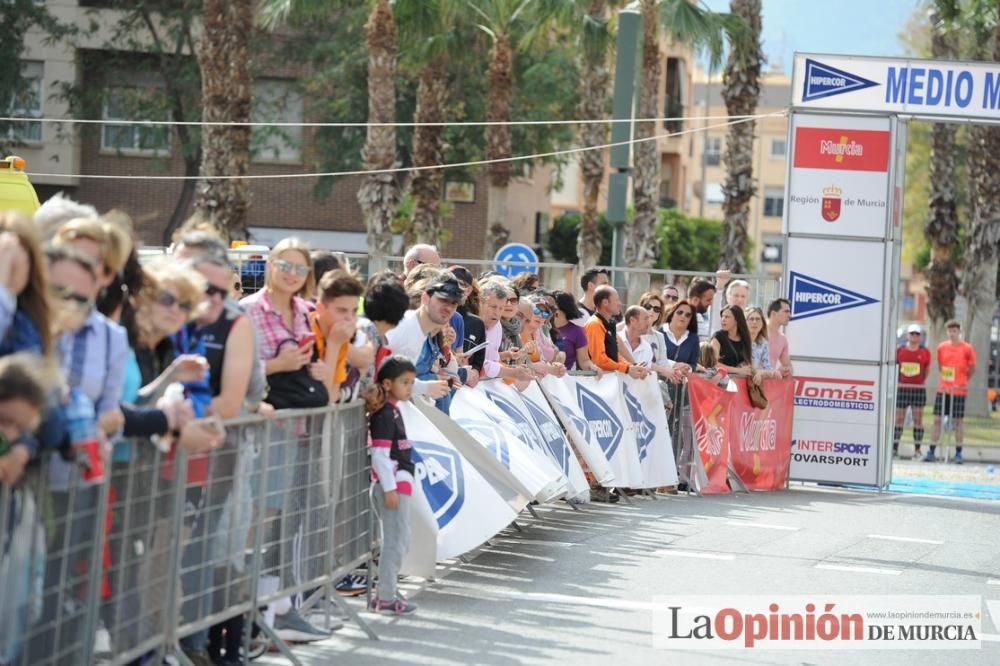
left=370, top=597, right=418, bottom=615
left=273, top=608, right=330, bottom=643
left=923, top=451, right=937, bottom=462
left=953, top=451, right=964, bottom=464
left=590, top=487, right=619, bottom=503
left=335, top=574, right=368, bottom=596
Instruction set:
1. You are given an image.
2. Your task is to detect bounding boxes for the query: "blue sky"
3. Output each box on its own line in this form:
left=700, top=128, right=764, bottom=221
left=701, top=0, right=922, bottom=73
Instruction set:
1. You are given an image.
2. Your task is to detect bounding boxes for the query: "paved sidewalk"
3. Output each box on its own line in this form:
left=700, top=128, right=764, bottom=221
left=260, top=486, right=1000, bottom=665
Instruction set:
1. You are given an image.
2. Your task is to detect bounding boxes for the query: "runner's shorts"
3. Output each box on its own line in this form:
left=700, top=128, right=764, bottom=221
left=896, top=386, right=926, bottom=409
left=933, top=392, right=966, bottom=419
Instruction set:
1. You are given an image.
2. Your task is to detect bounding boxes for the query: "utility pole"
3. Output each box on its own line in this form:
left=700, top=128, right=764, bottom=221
left=607, top=5, right=641, bottom=290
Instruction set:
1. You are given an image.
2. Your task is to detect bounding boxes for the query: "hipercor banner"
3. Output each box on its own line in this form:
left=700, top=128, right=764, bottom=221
left=450, top=386, right=568, bottom=502
left=792, top=52, right=1000, bottom=122
left=725, top=378, right=794, bottom=491
left=479, top=380, right=590, bottom=499
left=571, top=374, right=643, bottom=488
left=622, top=374, right=678, bottom=489
left=397, top=400, right=520, bottom=577
left=538, top=375, right=614, bottom=486
left=788, top=360, right=881, bottom=486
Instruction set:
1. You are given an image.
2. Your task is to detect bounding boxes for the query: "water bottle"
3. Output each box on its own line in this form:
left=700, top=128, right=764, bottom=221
left=65, top=388, right=104, bottom=483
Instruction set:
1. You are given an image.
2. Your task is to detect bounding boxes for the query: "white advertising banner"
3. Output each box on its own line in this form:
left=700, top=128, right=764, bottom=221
left=397, top=401, right=520, bottom=577
left=792, top=53, right=1000, bottom=122
left=785, top=236, right=886, bottom=363
left=539, top=375, right=615, bottom=486
left=786, top=114, right=891, bottom=240
left=479, top=381, right=590, bottom=499
left=450, top=387, right=568, bottom=502
left=788, top=360, right=881, bottom=486
left=623, top=374, right=679, bottom=488
left=572, top=374, right=643, bottom=488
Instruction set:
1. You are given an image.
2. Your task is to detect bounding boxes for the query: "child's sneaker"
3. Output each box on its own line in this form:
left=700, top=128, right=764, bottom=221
left=369, top=597, right=418, bottom=615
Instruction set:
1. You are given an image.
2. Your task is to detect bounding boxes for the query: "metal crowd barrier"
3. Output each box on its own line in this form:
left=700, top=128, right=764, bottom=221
left=0, top=401, right=373, bottom=666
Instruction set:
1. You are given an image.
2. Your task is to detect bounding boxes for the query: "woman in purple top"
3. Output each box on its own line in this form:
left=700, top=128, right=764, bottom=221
left=552, top=291, right=596, bottom=371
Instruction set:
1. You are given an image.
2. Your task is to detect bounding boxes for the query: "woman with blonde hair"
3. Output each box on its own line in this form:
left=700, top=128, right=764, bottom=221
left=745, top=306, right=780, bottom=380
left=0, top=211, right=52, bottom=357
left=53, top=214, right=133, bottom=290
left=240, top=238, right=320, bottom=379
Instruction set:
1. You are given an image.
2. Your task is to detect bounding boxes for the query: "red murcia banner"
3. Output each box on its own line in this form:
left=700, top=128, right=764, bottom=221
left=687, top=376, right=794, bottom=493
left=793, top=127, right=891, bottom=172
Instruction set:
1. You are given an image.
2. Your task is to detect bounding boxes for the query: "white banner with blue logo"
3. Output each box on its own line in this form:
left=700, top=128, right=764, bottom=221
left=570, top=374, right=643, bottom=488
left=396, top=400, right=520, bottom=578
left=478, top=380, right=590, bottom=499
left=447, top=387, right=568, bottom=503
left=623, top=374, right=678, bottom=488
left=538, top=376, right=615, bottom=486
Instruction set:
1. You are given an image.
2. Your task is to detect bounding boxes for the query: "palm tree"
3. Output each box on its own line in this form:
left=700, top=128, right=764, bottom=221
left=468, top=0, right=561, bottom=257
left=718, top=0, right=762, bottom=273
left=626, top=0, right=742, bottom=296
left=924, top=1, right=961, bottom=351
left=357, top=0, right=401, bottom=257
left=194, top=0, right=255, bottom=240
left=575, top=0, right=613, bottom=273
left=396, top=0, right=458, bottom=247
left=961, top=1, right=999, bottom=416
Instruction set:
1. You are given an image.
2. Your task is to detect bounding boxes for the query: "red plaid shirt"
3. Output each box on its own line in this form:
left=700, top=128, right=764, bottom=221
left=240, top=289, right=314, bottom=362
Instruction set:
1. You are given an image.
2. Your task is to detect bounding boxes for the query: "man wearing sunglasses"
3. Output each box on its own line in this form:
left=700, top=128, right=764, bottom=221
left=402, top=243, right=441, bottom=277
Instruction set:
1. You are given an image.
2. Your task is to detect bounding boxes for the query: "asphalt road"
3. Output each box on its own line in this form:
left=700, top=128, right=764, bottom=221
left=261, top=484, right=1000, bottom=666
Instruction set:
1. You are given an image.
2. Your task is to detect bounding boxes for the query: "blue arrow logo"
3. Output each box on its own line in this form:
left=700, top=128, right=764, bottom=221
left=802, top=58, right=879, bottom=102
left=789, top=271, right=879, bottom=320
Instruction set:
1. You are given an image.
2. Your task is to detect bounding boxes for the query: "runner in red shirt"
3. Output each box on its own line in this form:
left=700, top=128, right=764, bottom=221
left=894, top=323, right=931, bottom=459
left=927, top=320, right=976, bottom=463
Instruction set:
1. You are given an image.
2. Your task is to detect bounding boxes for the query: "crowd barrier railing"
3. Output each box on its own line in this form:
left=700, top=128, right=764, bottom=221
left=0, top=400, right=374, bottom=666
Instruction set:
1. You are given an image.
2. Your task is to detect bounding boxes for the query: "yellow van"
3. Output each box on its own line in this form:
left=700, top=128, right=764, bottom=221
left=0, top=156, right=41, bottom=215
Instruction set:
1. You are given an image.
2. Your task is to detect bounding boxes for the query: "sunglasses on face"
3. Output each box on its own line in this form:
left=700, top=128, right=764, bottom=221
left=674, top=310, right=693, bottom=319
left=506, top=297, right=518, bottom=304
left=50, top=284, right=92, bottom=310
left=206, top=284, right=228, bottom=299
left=908, top=332, right=921, bottom=336
left=663, top=294, right=679, bottom=302
left=272, top=259, right=310, bottom=277
left=156, top=290, right=193, bottom=313
left=533, top=306, right=551, bottom=319
left=644, top=303, right=662, bottom=314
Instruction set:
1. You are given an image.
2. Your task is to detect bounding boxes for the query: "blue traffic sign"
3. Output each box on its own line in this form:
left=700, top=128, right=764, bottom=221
left=494, top=243, right=538, bottom=277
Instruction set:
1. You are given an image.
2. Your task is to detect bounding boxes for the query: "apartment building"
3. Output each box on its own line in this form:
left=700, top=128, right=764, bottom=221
left=551, top=40, right=694, bottom=220
left=11, top=1, right=550, bottom=258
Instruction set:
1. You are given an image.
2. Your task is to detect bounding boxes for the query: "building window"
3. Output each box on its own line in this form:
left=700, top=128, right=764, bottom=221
left=770, top=138, right=786, bottom=158
left=704, top=182, right=725, bottom=205
left=703, top=136, right=721, bottom=167
left=7, top=61, right=43, bottom=143
left=101, top=86, right=170, bottom=154
left=763, top=186, right=784, bottom=217
left=761, top=234, right=783, bottom=264
left=663, top=57, right=686, bottom=133
left=252, top=79, right=303, bottom=163
left=659, top=162, right=676, bottom=208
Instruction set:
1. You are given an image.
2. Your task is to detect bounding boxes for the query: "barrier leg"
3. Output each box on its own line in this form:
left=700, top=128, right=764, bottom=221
left=328, top=592, right=379, bottom=641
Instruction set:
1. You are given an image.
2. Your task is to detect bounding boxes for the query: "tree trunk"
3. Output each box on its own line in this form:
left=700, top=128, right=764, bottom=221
left=193, top=0, right=253, bottom=241
left=483, top=32, right=513, bottom=258
left=960, top=24, right=1000, bottom=418
left=576, top=0, right=609, bottom=273
left=357, top=0, right=400, bottom=258
left=924, top=7, right=960, bottom=389
left=719, top=0, right=763, bottom=273
left=625, top=0, right=659, bottom=302
left=406, top=54, right=448, bottom=247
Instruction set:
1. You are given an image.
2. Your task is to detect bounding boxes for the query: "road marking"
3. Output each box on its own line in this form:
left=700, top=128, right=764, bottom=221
left=987, top=580, right=1000, bottom=586
left=493, top=538, right=578, bottom=547
left=867, top=534, right=944, bottom=545
left=655, top=549, right=735, bottom=561
left=727, top=521, right=799, bottom=531
left=815, top=563, right=901, bottom=576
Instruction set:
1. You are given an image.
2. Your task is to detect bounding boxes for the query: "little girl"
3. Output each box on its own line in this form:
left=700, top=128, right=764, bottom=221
left=365, top=355, right=418, bottom=615
left=698, top=342, right=730, bottom=389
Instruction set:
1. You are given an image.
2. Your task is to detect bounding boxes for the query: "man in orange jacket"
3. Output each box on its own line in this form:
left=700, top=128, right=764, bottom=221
left=583, top=285, right=649, bottom=379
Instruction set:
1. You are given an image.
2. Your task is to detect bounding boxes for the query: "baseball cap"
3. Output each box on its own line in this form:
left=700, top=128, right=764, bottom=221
left=425, top=276, right=464, bottom=302
left=906, top=324, right=922, bottom=334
